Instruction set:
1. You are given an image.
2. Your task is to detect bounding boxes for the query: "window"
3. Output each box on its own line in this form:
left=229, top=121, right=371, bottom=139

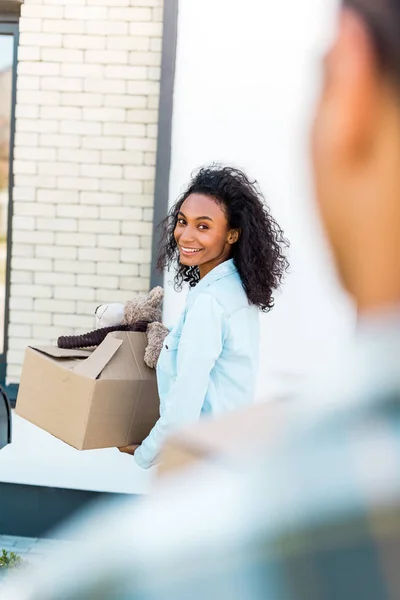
left=0, top=21, right=18, bottom=379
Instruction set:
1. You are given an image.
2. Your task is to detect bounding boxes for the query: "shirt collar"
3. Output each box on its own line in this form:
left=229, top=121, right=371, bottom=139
left=189, top=258, right=238, bottom=298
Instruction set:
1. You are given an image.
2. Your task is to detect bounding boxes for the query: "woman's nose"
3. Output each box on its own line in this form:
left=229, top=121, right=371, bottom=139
left=180, top=226, right=196, bottom=243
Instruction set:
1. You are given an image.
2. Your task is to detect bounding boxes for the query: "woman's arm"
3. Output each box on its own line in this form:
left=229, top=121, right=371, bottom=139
left=134, top=293, right=226, bottom=469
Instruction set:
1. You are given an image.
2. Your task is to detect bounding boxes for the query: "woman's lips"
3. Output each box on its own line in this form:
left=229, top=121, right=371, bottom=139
left=179, top=246, right=203, bottom=256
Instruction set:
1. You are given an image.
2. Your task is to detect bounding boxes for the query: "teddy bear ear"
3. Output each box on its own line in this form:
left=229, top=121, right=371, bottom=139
left=147, top=286, right=164, bottom=307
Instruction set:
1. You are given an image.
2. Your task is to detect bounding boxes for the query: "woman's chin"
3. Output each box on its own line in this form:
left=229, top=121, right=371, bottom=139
left=179, top=256, right=198, bottom=267
left=178, top=251, right=204, bottom=267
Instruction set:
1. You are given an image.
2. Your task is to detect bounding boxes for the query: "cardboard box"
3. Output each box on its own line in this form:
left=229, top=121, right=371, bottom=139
left=16, top=331, right=160, bottom=450
left=158, top=399, right=288, bottom=479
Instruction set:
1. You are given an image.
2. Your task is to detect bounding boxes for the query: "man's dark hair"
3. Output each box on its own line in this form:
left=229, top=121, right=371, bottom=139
left=344, top=0, right=400, bottom=83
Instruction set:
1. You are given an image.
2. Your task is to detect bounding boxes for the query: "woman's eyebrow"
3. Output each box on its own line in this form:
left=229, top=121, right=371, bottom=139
left=178, top=211, right=213, bottom=222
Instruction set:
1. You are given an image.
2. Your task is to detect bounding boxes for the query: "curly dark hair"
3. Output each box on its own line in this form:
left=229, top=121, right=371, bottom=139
left=157, top=166, right=289, bottom=312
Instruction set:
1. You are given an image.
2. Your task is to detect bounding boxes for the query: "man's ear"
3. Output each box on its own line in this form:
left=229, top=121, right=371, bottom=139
left=327, top=9, right=381, bottom=161
left=228, top=229, right=240, bottom=245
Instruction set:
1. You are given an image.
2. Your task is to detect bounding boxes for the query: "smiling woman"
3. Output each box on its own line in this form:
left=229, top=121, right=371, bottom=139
left=174, top=193, right=240, bottom=280
left=125, top=165, right=289, bottom=470
left=159, top=166, right=289, bottom=310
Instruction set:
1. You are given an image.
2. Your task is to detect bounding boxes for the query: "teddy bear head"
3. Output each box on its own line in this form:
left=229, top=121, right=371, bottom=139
left=122, top=286, right=164, bottom=326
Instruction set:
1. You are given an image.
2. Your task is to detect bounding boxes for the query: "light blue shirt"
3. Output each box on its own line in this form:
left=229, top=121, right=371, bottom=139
left=134, top=259, right=260, bottom=469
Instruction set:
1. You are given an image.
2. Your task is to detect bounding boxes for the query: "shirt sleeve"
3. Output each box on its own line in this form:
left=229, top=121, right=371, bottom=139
left=134, top=292, right=226, bottom=469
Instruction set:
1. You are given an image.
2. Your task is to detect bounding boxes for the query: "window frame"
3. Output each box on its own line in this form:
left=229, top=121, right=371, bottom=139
left=0, top=21, right=19, bottom=402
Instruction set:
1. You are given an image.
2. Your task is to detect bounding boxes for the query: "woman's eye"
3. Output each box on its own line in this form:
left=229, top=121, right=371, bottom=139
left=198, top=224, right=209, bottom=230
left=177, top=218, right=186, bottom=225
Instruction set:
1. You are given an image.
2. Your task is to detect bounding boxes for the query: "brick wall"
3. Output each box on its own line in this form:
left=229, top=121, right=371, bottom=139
left=8, top=0, right=164, bottom=383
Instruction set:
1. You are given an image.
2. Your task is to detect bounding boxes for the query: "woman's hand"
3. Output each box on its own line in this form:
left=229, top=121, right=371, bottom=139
left=118, top=444, right=140, bottom=456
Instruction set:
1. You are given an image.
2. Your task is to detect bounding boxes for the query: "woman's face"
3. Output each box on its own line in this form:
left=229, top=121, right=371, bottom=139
left=174, top=193, right=238, bottom=278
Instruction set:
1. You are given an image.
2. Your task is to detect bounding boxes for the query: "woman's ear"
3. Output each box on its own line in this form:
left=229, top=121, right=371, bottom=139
left=228, top=229, right=240, bottom=245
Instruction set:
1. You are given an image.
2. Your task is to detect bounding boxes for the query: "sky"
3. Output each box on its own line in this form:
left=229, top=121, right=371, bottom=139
left=0, top=36, right=13, bottom=72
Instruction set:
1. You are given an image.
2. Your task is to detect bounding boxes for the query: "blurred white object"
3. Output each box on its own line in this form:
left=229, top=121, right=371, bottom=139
left=94, top=303, right=125, bottom=329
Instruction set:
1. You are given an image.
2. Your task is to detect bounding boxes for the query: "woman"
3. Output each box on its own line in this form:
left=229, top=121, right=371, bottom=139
left=120, top=166, right=289, bottom=468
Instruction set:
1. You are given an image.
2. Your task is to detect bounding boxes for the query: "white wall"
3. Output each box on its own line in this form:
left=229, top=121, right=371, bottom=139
left=9, top=0, right=163, bottom=384
left=164, top=0, right=355, bottom=398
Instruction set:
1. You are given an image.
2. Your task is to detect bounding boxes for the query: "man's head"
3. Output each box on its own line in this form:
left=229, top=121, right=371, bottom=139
left=312, top=0, right=400, bottom=313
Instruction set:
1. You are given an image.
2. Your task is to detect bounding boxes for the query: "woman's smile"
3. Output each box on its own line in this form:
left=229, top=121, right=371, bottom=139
left=179, top=246, right=204, bottom=257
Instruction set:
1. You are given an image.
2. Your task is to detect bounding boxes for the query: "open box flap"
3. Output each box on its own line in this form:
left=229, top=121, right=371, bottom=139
left=29, top=346, right=93, bottom=359
left=98, top=331, right=149, bottom=381
left=72, top=336, right=123, bottom=379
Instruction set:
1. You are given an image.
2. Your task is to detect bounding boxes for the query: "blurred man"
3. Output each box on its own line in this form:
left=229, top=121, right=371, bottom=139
left=313, top=0, right=400, bottom=316
left=3, top=1, right=400, bottom=598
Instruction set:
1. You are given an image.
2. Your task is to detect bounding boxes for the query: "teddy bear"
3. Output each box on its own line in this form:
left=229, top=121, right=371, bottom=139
left=57, top=287, right=169, bottom=369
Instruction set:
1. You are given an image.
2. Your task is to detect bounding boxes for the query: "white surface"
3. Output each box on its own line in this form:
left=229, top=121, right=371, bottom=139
left=164, top=0, right=355, bottom=399
left=0, top=413, right=154, bottom=494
